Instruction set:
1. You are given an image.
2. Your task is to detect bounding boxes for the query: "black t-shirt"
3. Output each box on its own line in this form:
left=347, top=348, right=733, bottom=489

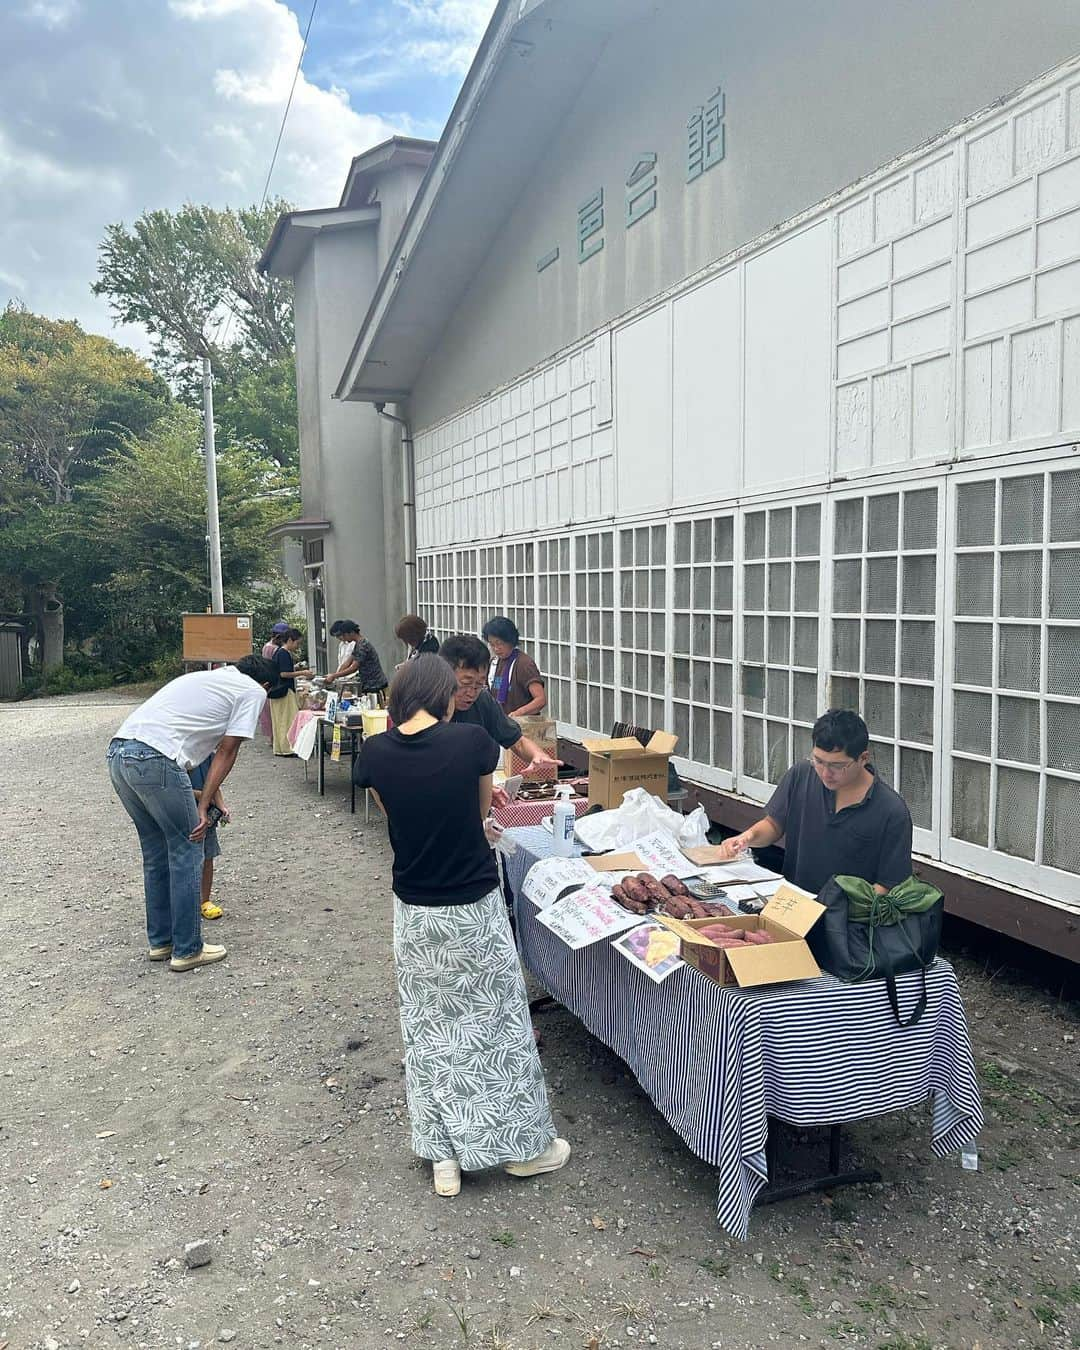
left=764, top=760, right=913, bottom=896
left=450, top=689, right=523, bottom=749
left=268, top=645, right=294, bottom=700
left=353, top=721, right=500, bottom=905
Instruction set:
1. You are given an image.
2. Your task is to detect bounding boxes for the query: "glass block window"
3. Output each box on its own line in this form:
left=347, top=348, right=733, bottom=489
left=504, top=542, right=535, bottom=645
left=536, top=536, right=573, bottom=722
left=455, top=547, right=478, bottom=635
left=742, top=503, right=822, bottom=787
left=574, top=530, right=615, bottom=733
left=477, top=545, right=503, bottom=627
left=949, top=466, right=1080, bottom=878
left=672, top=515, right=735, bottom=772
left=827, top=487, right=939, bottom=830
left=618, top=524, right=668, bottom=732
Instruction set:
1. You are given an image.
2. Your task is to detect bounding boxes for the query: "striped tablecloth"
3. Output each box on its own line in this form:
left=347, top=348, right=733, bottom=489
left=503, top=825, right=983, bottom=1239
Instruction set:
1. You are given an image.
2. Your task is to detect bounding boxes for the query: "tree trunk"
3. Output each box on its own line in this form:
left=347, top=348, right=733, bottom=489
left=34, top=583, right=64, bottom=672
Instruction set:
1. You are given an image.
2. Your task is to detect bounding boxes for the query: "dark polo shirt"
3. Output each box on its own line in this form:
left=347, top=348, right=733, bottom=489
left=764, top=760, right=913, bottom=896
left=450, top=689, right=523, bottom=750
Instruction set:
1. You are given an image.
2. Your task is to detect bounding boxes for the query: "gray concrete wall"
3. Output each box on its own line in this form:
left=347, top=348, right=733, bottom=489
left=409, top=0, right=1080, bottom=431
left=376, top=163, right=429, bottom=278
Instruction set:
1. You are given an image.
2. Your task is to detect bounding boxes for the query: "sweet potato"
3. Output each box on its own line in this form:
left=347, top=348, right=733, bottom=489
left=663, top=897, right=694, bottom=919
left=743, top=929, right=774, bottom=945
left=659, top=875, right=690, bottom=897
left=621, top=876, right=651, bottom=908
left=611, top=884, right=648, bottom=915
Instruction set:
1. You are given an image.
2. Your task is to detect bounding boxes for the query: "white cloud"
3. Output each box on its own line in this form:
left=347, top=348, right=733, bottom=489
left=394, top=0, right=495, bottom=75
left=0, top=0, right=403, bottom=347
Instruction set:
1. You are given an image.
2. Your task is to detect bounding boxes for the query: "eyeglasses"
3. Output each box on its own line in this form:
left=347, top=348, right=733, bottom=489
left=456, top=676, right=486, bottom=693
left=809, top=754, right=856, bottom=776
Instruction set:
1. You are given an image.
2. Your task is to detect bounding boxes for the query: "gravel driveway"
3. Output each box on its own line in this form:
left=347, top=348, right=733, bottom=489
left=1, top=690, right=1077, bottom=1350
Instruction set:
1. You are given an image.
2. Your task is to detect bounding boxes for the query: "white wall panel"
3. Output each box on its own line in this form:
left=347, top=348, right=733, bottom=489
left=614, top=305, right=672, bottom=515
left=672, top=268, right=740, bottom=505
left=744, top=222, right=831, bottom=489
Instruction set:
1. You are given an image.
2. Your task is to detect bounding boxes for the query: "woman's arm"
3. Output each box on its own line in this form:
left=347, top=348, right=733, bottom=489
left=479, top=773, right=493, bottom=820
left=327, top=657, right=359, bottom=681
left=511, top=681, right=547, bottom=719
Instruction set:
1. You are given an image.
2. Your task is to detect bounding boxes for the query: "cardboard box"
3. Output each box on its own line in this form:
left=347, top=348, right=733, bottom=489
left=653, top=883, right=825, bottom=988
left=182, top=613, right=253, bottom=662
left=582, top=731, right=678, bottom=809
left=505, top=717, right=558, bottom=782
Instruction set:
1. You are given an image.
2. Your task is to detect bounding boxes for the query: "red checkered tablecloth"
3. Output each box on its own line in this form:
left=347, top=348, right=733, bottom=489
left=492, top=781, right=590, bottom=829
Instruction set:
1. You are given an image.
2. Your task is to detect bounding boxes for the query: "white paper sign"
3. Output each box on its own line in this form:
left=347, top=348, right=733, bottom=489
left=536, top=884, right=647, bottom=949
left=713, top=860, right=782, bottom=882
left=627, top=830, right=701, bottom=880
left=521, top=856, right=596, bottom=910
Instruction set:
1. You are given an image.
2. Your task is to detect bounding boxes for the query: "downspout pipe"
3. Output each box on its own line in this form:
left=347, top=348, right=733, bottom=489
left=374, top=402, right=417, bottom=614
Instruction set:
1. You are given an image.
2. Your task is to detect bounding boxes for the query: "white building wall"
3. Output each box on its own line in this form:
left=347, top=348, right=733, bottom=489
left=413, top=60, right=1080, bottom=909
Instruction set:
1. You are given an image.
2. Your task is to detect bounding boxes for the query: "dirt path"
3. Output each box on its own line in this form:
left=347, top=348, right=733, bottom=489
left=1, top=691, right=1077, bottom=1350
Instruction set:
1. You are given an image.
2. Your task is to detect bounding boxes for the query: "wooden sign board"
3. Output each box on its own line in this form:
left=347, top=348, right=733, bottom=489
left=182, top=613, right=253, bottom=663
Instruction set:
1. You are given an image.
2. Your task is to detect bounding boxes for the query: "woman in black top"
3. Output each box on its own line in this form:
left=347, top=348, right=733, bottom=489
left=327, top=621, right=389, bottom=704
left=268, top=628, right=312, bottom=756
left=354, top=655, right=570, bottom=1198
left=394, top=613, right=440, bottom=661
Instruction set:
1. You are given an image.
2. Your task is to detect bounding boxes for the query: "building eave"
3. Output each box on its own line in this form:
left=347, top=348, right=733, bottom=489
left=257, top=206, right=380, bottom=279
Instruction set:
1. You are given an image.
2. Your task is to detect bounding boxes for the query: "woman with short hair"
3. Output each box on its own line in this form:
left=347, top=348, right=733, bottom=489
left=268, top=628, right=313, bottom=756
left=394, top=613, right=440, bottom=660
left=353, top=654, right=570, bottom=1198
left=481, top=615, right=547, bottom=719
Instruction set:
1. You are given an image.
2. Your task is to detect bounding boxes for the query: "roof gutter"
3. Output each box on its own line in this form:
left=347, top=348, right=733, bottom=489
left=333, top=0, right=524, bottom=402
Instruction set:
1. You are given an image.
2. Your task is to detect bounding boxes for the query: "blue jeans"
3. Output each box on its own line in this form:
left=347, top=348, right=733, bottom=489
left=107, top=739, right=203, bottom=958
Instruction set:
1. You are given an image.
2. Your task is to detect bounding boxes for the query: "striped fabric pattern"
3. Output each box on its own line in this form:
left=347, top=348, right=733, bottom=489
left=504, top=827, right=983, bottom=1240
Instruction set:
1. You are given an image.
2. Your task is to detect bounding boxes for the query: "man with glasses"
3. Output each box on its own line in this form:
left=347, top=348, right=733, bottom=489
left=716, top=709, right=912, bottom=896
left=440, top=634, right=560, bottom=773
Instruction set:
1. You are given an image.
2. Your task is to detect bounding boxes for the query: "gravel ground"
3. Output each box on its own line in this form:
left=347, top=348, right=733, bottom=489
left=1, top=690, right=1077, bottom=1350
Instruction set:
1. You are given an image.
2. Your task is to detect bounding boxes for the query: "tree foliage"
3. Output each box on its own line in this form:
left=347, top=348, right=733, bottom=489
left=0, top=304, right=169, bottom=503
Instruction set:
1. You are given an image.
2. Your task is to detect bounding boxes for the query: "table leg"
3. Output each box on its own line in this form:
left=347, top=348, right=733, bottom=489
left=755, top=1120, right=881, bottom=1207
left=317, top=722, right=325, bottom=796
left=350, top=734, right=357, bottom=815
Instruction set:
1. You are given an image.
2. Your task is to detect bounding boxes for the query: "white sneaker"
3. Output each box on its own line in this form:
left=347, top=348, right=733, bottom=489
left=504, top=1137, right=571, bottom=1178
left=433, top=1160, right=461, bottom=1196
left=169, top=943, right=227, bottom=972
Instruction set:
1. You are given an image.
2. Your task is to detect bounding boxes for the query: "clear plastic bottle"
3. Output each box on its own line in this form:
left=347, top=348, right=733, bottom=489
left=551, top=784, right=576, bottom=857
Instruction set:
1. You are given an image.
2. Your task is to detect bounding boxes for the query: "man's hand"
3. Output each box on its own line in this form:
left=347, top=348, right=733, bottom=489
left=190, top=807, right=211, bottom=843
left=717, top=831, right=753, bottom=860
left=529, top=749, right=562, bottom=771
left=491, top=786, right=510, bottom=809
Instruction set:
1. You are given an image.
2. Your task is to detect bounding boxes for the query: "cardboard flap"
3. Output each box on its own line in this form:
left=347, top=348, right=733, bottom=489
left=652, top=912, right=714, bottom=945
left=762, top=882, right=825, bottom=937
left=725, top=942, right=822, bottom=987
left=582, top=736, right=646, bottom=756
left=645, top=730, right=679, bottom=755
left=586, top=850, right=645, bottom=872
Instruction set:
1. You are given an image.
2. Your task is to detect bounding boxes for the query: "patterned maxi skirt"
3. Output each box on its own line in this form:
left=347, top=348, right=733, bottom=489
left=393, top=887, right=556, bottom=1170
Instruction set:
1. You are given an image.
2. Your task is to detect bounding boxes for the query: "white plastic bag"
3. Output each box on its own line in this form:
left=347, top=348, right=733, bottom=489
left=575, top=788, right=710, bottom=852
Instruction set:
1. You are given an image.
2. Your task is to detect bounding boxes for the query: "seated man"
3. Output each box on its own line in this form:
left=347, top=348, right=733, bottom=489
left=440, top=634, right=559, bottom=773
left=106, top=655, right=275, bottom=972
left=717, top=708, right=912, bottom=896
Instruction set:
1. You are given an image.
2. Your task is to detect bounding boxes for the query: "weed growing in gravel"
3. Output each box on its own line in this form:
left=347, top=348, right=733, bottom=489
left=489, top=1229, right=515, bottom=1247
left=698, top=1256, right=731, bottom=1277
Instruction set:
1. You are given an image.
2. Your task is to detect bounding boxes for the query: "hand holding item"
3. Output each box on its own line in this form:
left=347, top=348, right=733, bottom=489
left=491, top=786, right=510, bottom=809
left=717, top=831, right=752, bottom=860
left=483, top=815, right=504, bottom=846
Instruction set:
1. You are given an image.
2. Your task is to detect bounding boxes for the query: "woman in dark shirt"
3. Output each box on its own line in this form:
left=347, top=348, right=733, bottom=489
left=354, top=655, right=570, bottom=1198
left=268, top=629, right=312, bottom=756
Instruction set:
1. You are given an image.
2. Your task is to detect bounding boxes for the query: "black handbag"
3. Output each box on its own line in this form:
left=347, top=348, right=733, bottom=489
left=807, top=874, right=944, bottom=1027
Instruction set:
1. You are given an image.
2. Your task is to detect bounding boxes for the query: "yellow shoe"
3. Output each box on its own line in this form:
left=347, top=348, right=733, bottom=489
left=201, top=901, right=223, bottom=920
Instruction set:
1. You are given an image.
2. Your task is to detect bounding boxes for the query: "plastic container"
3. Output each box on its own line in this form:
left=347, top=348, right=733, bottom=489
left=361, top=708, right=389, bottom=738
left=550, top=784, right=577, bottom=857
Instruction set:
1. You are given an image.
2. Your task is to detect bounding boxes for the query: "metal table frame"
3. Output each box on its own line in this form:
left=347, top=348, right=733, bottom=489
left=315, top=720, right=362, bottom=814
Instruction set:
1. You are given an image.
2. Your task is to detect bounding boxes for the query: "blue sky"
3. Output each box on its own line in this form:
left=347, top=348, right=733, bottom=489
left=1, top=0, right=496, bottom=347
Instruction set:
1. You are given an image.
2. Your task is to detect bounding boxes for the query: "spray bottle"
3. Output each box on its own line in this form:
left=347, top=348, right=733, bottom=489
left=550, top=784, right=577, bottom=857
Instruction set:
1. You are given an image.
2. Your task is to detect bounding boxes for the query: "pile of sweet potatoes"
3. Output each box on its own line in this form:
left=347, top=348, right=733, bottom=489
left=609, top=873, right=732, bottom=919
left=694, top=922, right=774, bottom=948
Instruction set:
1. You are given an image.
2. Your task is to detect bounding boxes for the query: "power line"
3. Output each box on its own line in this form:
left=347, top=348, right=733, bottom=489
left=259, top=0, right=319, bottom=210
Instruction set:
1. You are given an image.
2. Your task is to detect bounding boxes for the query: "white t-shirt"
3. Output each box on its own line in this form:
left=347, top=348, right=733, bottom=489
left=337, top=640, right=355, bottom=669
left=115, top=667, right=268, bottom=771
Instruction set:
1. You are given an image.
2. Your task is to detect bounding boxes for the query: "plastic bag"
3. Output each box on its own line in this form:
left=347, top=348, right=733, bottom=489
left=575, top=788, right=709, bottom=852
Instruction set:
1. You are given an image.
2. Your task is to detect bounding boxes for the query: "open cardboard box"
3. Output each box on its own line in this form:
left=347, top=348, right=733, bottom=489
left=653, top=883, right=825, bottom=987
left=582, top=730, right=678, bottom=809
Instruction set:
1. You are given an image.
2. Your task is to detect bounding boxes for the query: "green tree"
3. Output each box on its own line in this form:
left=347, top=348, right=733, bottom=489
left=0, top=304, right=169, bottom=503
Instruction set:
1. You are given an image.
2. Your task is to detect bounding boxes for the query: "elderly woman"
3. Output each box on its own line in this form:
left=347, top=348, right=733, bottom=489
left=394, top=613, right=440, bottom=660
left=353, top=654, right=570, bottom=1197
left=481, top=615, right=547, bottom=719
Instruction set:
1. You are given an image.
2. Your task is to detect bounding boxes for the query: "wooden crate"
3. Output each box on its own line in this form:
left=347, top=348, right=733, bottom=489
left=182, top=613, right=254, bottom=662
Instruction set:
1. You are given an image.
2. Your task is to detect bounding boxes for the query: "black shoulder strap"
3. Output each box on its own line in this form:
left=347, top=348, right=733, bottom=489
left=886, top=967, right=928, bottom=1028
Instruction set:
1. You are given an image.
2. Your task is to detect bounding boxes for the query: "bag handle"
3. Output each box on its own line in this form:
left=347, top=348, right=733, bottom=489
left=886, top=967, right=928, bottom=1028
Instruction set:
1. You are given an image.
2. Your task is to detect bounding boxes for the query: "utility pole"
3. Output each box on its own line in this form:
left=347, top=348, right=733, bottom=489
left=201, top=354, right=224, bottom=613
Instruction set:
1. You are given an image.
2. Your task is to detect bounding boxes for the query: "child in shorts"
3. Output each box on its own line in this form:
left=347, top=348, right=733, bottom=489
left=188, top=755, right=228, bottom=921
